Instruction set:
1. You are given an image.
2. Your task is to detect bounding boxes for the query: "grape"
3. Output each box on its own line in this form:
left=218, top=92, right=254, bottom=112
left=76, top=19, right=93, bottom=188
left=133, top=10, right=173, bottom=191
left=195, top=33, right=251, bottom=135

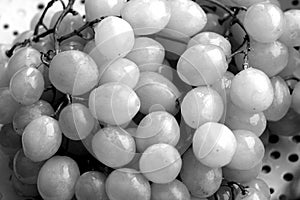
left=225, top=102, right=267, bottom=137
left=30, top=11, right=54, bottom=30
left=12, top=30, right=34, bottom=46
left=161, top=0, right=207, bottom=39
left=122, top=151, right=141, bottom=170
left=243, top=2, right=284, bottom=43
left=156, top=64, right=174, bottom=81
left=94, top=16, right=135, bottom=59
left=222, top=161, right=263, bottom=184
left=135, top=111, right=180, bottom=152
left=6, top=47, right=41, bottom=80
left=151, top=179, right=191, bottom=200
left=244, top=178, right=271, bottom=199
left=188, top=32, right=231, bottom=61
left=227, top=130, right=265, bottom=170
left=177, top=44, right=228, bottom=86
left=279, top=10, right=300, bottom=47
left=11, top=173, right=39, bottom=197
left=105, top=168, right=151, bottom=200
left=193, top=122, right=237, bottom=168
left=180, top=148, right=222, bottom=198
left=75, top=171, right=108, bottom=200
left=98, top=58, right=140, bottom=88
left=22, top=116, right=62, bottom=162
left=139, top=143, right=182, bottom=184
left=0, top=62, right=9, bottom=87
left=121, top=0, right=171, bottom=35
left=9, top=66, right=44, bottom=105
left=175, top=117, right=194, bottom=155
left=89, top=82, right=140, bottom=125
left=126, top=37, right=165, bottom=72
left=278, top=47, right=300, bottom=79
left=0, top=87, right=21, bottom=124
left=13, top=100, right=54, bottom=135
left=181, top=87, right=224, bottom=129
left=13, top=149, right=44, bottom=184
left=201, top=13, right=225, bottom=35
left=92, top=126, right=136, bottom=168
left=230, top=68, right=274, bottom=113
left=60, top=41, right=85, bottom=52
left=264, top=76, right=291, bottom=121
left=37, top=156, right=80, bottom=200
left=234, top=40, right=289, bottom=77
left=134, top=71, right=180, bottom=115
left=85, top=0, right=126, bottom=21
left=0, top=123, right=21, bottom=157
left=292, top=82, right=300, bottom=114
left=49, top=50, right=100, bottom=96
left=191, top=197, right=208, bottom=200
left=231, top=0, right=280, bottom=7
left=59, top=103, right=95, bottom=140
left=235, top=188, right=268, bottom=200
left=268, top=108, right=300, bottom=136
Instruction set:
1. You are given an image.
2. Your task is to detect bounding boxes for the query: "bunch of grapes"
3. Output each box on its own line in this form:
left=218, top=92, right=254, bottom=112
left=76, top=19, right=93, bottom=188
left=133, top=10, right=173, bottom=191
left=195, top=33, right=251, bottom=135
left=0, top=0, right=300, bottom=199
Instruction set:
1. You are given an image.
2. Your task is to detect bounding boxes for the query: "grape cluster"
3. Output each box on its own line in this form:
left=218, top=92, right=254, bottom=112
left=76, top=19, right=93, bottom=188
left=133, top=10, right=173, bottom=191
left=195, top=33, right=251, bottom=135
left=0, top=0, right=300, bottom=199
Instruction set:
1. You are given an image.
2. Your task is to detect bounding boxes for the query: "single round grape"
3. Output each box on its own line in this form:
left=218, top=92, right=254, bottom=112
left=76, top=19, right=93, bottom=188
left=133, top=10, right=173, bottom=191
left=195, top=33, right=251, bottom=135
left=227, top=130, right=265, bottom=170
left=22, top=116, right=62, bottom=162
left=193, top=122, right=237, bottom=168
left=92, top=126, right=136, bottom=168
left=94, top=16, right=135, bottom=59
left=161, top=0, right=207, bottom=39
left=278, top=47, right=300, bottom=78
left=292, top=82, right=300, bottom=114
left=139, top=143, right=182, bottom=184
left=279, top=10, right=300, bottom=47
left=11, top=173, right=39, bottom=197
left=177, top=44, right=228, bottom=86
left=151, top=179, right=191, bottom=200
left=13, top=100, right=54, bottom=135
left=85, top=0, right=126, bottom=21
left=98, top=58, right=140, bottom=88
left=126, top=37, right=165, bottom=72
left=244, top=178, right=271, bottom=199
left=75, top=171, right=108, bottom=200
left=6, top=47, right=41, bottom=80
left=89, top=82, right=140, bottom=125
left=0, top=87, right=21, bottom=124
left=180, top=148, right=222, bottom=198
left=264, top=76, right=292, bottom=121
left=135, top=111, right=180, bottom=152
left=234, top=40, right=289, bottom=77
left=121, top=0, right=171, bottom=35
left=134, top=71, right=180, bottom=115
left=243, top=2, right=284, bottom=43
left=268, top=108, right=300, bottom=136
left=223, top=161, right=263, bottom=184
left=105, top=168, right=151, bottom=200
left=188, top=32, right=231, bottom=60
left=37, top=156, right=80, bottom=200
left=0, top=123, right=21, bottom=157
left=181, top=86, right=224, bottom=129
left=225, top=102, right=267, bottom=137
left=230, top=68, right=274, bottom=113
left=201, top=13, right=224, bottom=35
left=59, top=103, right=95, bottom=140
left=9, top=66, right=44, bottom=105
left=49, top=50, right=100, bottom=96
left=0, top=62, right=9, bottom=87
left=13, top=149, right=44, bottom=184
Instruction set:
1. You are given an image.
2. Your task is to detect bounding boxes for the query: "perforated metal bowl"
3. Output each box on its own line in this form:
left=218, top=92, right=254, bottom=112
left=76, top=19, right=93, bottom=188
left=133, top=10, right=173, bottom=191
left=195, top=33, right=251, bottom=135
left=0, top=0, right=300, bottom=199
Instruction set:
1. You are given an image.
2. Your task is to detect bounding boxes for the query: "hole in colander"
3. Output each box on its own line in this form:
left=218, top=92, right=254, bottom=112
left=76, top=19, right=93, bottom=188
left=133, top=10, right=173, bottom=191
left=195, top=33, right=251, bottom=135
left=269, top=134, right=279, bottom=144
left=270, top=188, right=274, bottom=194
left=13, top=31, right=18, bottom=36
left=279, top=194, right=287, bottom=200
left=262, top=165, right=271, bottom=174
left=3, top=24, right=9, bottom=29
left=81, top=0, right=85, bottom=4
left=292, top=135, right=300, bottom=143
left=292, top=0, right=299, bottom=6
left=270, top=151, right=280, bottom=159
left=37, top=3, right=45, bottom=10
left=283, top=173, right=294, bottom=182
left=288, top=154, right=299, bottom=162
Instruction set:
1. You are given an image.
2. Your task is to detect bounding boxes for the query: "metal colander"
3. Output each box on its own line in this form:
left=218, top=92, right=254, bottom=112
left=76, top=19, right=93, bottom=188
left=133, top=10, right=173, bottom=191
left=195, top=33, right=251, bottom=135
left=0, top=0, right=300, bottom=199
